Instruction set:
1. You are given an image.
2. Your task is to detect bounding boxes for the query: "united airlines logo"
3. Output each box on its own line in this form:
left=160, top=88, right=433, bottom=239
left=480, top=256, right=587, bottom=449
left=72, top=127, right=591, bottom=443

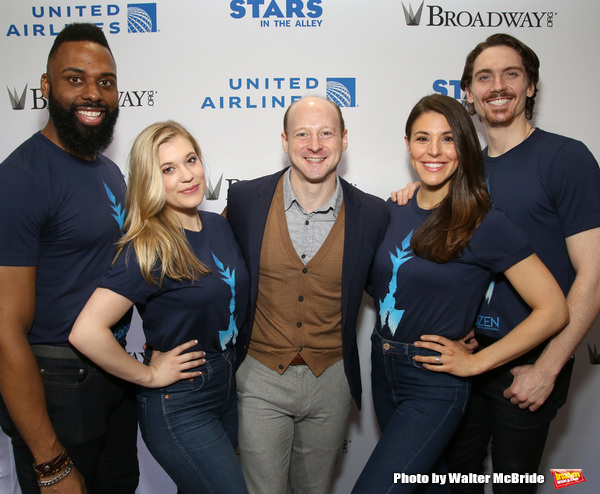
left=402, top=1, right=424, bottom=26
left=326, top=78, right=356, bottom=108
left=5, top=3, right=158, bottom=37
left=127, top=3, right=157, bottom=33
left=7, top=85, right=27, bottom=110
left=200, top=76, right=357, bottom=110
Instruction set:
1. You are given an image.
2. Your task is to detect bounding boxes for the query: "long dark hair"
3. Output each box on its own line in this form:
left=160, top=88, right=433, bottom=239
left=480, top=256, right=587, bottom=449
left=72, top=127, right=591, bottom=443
left=407, top=94, right=491, bottom=262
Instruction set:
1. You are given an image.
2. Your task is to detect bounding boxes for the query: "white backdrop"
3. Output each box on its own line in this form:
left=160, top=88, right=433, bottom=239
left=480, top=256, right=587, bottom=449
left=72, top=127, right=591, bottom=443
left=1, top=1, right=599, bottom=492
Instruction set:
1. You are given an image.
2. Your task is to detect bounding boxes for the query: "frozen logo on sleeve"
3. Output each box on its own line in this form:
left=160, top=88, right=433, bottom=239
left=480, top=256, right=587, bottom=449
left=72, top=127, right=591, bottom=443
left=484, top=280, right=495, bottom=305
left=212, top=253, right=239, bottom=350
left=379, top=231, right=413, bottom=337
left=103, top=182, right=125, bottom=230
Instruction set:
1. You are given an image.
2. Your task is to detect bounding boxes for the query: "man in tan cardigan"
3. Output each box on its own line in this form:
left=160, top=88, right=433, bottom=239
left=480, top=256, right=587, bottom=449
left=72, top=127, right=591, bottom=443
left=227, top=96, right=389, bottom=494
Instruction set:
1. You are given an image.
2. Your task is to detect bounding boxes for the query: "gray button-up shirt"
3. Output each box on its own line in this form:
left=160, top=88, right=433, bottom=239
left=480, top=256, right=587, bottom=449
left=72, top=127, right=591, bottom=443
left=283, top=169, right=343, bottom=265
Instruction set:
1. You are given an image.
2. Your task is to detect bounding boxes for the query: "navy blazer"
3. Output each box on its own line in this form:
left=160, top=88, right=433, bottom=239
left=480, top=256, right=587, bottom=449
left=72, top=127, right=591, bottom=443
left=227, top=169, right=389, bottom=408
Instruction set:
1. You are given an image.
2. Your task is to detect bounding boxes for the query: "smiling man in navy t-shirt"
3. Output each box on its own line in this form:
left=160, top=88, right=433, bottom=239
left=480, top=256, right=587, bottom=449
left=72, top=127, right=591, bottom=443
left=0, top=24, right=138, bottom=494
left=446, top=34, right=600, bottom=493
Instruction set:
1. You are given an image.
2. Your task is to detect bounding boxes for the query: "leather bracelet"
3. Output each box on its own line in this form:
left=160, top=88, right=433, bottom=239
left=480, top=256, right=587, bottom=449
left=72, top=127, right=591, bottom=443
left=33, top=448, right=70, bottom=478
left=37, top=460, right=73, bottom=487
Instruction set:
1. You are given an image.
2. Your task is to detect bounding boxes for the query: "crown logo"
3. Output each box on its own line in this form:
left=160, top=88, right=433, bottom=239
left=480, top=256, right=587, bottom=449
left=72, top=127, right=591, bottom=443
left=402, top=1, right=424, bottom=26
left=7, top=85, right=27, bottom=110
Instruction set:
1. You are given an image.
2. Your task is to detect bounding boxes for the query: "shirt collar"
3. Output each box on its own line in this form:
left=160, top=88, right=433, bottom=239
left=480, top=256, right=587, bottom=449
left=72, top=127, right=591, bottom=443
left=283, top=168, right=343, bottom=216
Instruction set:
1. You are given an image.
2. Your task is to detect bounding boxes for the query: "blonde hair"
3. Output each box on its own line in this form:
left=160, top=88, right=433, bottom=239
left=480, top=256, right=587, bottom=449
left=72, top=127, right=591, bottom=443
left=116, top=121, right=210, bottom=285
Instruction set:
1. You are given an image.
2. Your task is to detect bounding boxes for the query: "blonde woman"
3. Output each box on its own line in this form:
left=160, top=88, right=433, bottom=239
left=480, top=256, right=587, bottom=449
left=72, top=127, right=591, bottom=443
left=70, top=121, right=249, bottom=494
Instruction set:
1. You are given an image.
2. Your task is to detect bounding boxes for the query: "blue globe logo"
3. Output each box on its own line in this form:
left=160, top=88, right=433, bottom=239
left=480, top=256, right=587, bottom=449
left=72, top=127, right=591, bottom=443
left=128, top=7, right=153, bottom=33
left=326, top=81, right=352, bottom=107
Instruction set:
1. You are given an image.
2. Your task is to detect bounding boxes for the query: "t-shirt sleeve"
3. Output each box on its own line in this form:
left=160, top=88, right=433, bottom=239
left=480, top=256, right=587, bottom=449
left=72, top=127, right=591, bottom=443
left=99, top=247, right=157, bottom=304
left=546, top=139, right=600, bottom=238
left=0, top=161, right=47, bottom=266
left=469, top=209, right=534, bottom=273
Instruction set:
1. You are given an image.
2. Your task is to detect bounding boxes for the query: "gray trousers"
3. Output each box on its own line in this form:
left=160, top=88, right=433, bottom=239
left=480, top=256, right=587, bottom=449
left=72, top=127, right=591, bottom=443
left=237, top=355, right=352, bottom=494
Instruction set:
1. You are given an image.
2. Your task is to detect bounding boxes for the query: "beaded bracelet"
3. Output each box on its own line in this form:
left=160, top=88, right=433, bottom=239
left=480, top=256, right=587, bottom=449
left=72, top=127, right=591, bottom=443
left=33, top=448, right=70, bottom=478
left=37, top=460, right=73, bottom=487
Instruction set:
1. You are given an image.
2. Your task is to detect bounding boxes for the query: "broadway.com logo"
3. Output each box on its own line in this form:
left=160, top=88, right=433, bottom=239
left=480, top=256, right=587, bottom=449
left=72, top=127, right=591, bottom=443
left=7, top=85, right=27, bottom=110
left=402, top=1, right=556, bottom=28
left=6, top=85, right=156, bottom=110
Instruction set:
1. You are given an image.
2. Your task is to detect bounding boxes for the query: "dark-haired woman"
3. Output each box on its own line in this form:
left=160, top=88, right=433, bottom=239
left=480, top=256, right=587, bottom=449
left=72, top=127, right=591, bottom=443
left=352, top=95, right=568, bottom=493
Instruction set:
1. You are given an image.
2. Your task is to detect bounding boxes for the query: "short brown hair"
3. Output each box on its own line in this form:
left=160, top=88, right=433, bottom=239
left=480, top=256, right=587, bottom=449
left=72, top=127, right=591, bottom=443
left=461, top=33, right=539, bottom=120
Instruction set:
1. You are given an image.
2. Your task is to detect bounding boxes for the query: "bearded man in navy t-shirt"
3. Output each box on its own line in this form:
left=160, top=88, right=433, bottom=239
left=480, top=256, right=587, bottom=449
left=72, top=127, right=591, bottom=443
left=445, top=34, right=600, bottom=493
left=0, top=24, right=138, bottom=494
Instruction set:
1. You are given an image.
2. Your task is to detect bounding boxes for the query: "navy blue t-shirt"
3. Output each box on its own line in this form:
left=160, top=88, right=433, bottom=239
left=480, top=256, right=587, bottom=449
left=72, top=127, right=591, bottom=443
left=0, top=132, right=129, bottom=345
left=371, top=197, right=532, bottom=343
left=476, top=129, right=600, bottom=338
left=101, top=212, right=249, bottom=358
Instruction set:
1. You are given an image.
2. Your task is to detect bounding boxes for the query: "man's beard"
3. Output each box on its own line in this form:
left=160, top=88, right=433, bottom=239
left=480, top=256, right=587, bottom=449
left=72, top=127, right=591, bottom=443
left=480, top=91, right=519, bottom=128
left=47, top=89, right=119, bottom=158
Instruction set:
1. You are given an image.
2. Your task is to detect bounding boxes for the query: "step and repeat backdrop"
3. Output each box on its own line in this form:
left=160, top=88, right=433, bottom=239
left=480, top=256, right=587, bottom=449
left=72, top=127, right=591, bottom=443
left=1, top=1, right=599, bottom=492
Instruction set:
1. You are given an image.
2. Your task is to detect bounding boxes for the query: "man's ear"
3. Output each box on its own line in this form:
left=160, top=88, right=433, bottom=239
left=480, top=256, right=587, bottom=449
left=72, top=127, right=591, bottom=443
left=40, top=73, right=50, bottom=99
left=281, top=132, right=289, bottom=153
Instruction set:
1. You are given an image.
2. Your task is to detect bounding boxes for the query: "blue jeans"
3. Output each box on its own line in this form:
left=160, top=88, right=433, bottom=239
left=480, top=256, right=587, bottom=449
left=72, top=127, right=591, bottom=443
left=137, top=347, right=248, bottom=494
left=0, top=345, right=139, bottom=494
left=353, top=330, right=470, bottom=494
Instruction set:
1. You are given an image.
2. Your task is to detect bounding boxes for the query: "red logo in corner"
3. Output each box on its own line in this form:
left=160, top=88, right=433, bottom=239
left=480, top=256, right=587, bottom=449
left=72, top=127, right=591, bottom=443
left=550, top=469, right=586, bottom=489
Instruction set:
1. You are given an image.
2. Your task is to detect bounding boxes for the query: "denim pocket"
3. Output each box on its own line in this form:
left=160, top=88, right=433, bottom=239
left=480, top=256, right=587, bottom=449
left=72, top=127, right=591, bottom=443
left=35, top=357, right=108, bottom=442
left=160, top=372, right=208, bottom=401
left=38, top=357, right=93, bottom=389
